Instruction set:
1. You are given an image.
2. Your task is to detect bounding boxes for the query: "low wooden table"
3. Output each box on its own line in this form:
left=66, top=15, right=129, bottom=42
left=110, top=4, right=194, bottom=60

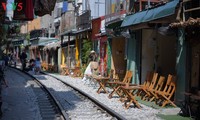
left=92, top=75, right=110, bottom=94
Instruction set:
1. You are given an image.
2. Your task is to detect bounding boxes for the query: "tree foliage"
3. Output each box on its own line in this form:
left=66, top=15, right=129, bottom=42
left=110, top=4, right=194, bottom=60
left=81, top=39, right=92, bottom=65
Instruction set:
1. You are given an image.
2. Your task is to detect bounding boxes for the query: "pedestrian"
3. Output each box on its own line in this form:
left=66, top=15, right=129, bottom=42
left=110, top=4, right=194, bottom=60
left=28, top=59, right=35, bottom=72
left=12, top=53, right=17, bottom=67
left=34, top=57, right=41, bottom=75
left=0, top=67, right=8, bottom=87
left=89, top=50, right=99, bottom=75
left=88, top=50, right=98, bottom=62
left=3, top=54, right=9, bottom=67
left=20, top=50, right=27, bottom=71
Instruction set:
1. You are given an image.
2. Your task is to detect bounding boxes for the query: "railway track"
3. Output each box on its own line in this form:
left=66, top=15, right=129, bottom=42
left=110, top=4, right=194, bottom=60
left=12, top=67, right=125, bottom=120
left=10, top=68, right=67, bottom=120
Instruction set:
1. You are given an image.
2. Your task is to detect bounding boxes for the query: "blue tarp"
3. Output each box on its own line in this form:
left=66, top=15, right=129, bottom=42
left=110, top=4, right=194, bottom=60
left=62, top=1, right=68, bottom=13
left=121, top=0, right=180, bottom=27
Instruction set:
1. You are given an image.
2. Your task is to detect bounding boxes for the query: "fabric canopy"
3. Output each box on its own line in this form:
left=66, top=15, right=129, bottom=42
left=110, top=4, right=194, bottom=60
left=121, top=0, right=180, bottom=28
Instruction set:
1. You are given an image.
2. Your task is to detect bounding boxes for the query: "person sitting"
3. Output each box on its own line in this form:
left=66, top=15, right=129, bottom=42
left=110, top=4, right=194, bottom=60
left=82, top=50, right=99, bottom=81
left=28, top=59, right=35, bottom=72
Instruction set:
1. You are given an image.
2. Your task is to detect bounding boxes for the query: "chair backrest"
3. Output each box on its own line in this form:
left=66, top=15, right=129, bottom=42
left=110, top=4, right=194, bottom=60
left=162, top=74, right=173, bottom=93
left=122, top=70, right=133, bottom=83
left=148, top=72, right=159, bottom=89
left=143, top=71, right=154, bottom=86
left=166, top=77, right=176, bottom=99
left=109, top=69, right=114, bottom=79
left=154, top=76, right=165, bottom=91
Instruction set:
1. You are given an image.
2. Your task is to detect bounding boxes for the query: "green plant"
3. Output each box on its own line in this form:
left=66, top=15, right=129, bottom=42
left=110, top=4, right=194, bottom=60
left=81, top=39, right=92, bottom=65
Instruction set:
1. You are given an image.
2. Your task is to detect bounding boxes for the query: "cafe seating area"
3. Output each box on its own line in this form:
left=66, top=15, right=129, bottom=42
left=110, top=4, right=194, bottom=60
left=82, top=69, right=178, bottom=109
left=42, top=62, right=199, bottom=118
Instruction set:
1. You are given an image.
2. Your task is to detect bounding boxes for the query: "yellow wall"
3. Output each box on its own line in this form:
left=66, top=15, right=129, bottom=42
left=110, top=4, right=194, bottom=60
left=75, top=38, right=80, bottom=67
left=61, top=48, right=65, bottom=65
left=28, top=17, right=41, bottom=32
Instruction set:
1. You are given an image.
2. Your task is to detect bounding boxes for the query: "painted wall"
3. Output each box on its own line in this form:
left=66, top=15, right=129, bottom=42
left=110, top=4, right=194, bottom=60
left=85, top=0, right=105, bottom=19
left=157, top=32, right=176, bottom=77
left=127, top=36, right=138, bottom=84
left=141, top=29, right=176, bottom=82
left=126, top=30, right=141, bottom=84
left=111, top=36, right=126, bottom=79
left=20, top=17, right=41, bottom=34
left=27, top=18, right=41, bottom=32
left=141, top=29, right=155, bottom=82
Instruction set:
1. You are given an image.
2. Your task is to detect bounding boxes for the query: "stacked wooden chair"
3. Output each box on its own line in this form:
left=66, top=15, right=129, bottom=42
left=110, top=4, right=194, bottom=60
left=148, top=74, right=173, bottom=102
left=119, top=71, right=158, bottom=109
left=119, top=72, right=177, bottom=109
left=142, top=75, right=166, bottom=101
left=155, top=75, right=177, bottom=107
left=137, top=72, right=159, bottom=100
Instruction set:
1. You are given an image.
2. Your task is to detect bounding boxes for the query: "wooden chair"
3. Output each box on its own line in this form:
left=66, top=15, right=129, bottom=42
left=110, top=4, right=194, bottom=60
left=41, top=62, right=48, bottom=71
left=53, top=65, right=58, bottom=72
left=107, top=70, right=133, bottom=99
left=48, top=64, right=54, bottom=72
left=71, top=67, right=82, bottom=77
left=145, top=76, right=165, bottom=102
left=138, top=72, right=159, bottom=100
left=151, top=74, right=174, bottom=102
left=60, top=64, right=65, bottom=75
left=60, top=64, right=70, bottom=75
left=156, top=76, right=177, bottom=107
left=135, top=71, right=154, bottom=97
left=120, top=84, right=141, bottom=109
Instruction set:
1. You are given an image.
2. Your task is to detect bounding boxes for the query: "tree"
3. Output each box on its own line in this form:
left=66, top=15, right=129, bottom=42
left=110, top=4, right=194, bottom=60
left=81, top=39, right=92, bottom=65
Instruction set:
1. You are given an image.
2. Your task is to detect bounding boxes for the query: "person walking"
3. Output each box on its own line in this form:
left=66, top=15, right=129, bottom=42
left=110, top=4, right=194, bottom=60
left=12, top=53, right=17, bottom=67
left=34, top=57, right=41, bottom=75
left=20, top=50, right=27, bottom=71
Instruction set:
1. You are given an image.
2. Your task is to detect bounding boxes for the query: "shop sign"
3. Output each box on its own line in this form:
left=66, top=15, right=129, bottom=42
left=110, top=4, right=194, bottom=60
left=1, top=2, right=23, bottom=11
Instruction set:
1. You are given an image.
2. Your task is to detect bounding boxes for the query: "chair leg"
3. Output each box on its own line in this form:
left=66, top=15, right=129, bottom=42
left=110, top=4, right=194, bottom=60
left=108, top=86, right=119, bottom=99
left=124, top=89, right=141, bottom=109
left=150, top=96, right=155, bottom=102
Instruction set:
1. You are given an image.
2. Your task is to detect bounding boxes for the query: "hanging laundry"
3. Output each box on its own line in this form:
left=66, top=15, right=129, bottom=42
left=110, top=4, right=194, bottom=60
left=25, top=0, right=34, bottom=20
left=34, top=0, right=56, bottom=16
